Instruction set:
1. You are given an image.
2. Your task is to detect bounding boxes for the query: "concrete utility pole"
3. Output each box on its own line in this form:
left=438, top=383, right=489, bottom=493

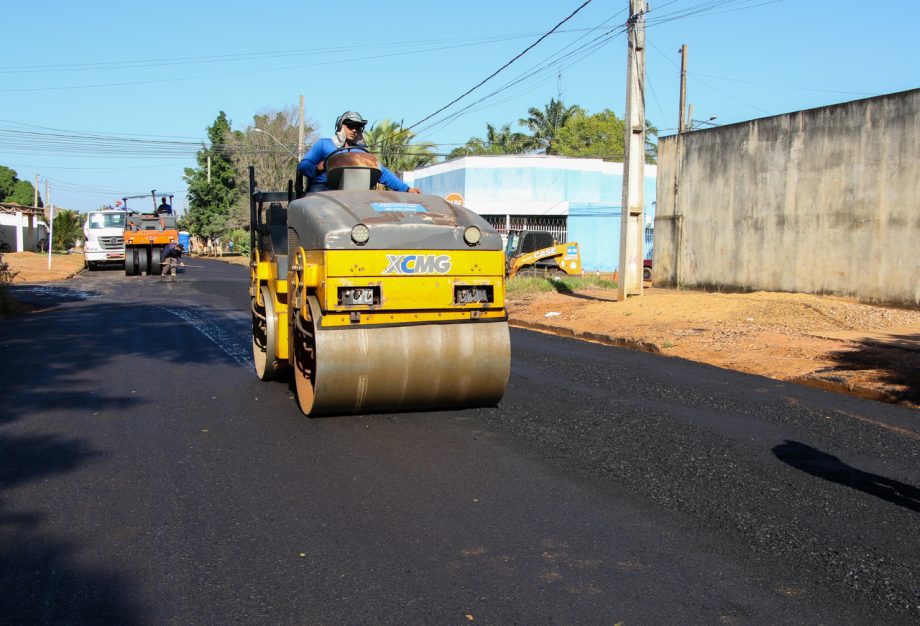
left=34, top=174, right=39, bottom=207
left=678, top=44, right=688, bottom=133
left=47, top=190, right=53, bottom=270
left=298, top=95, right=305, bottom=161
left=618, top=0, right=647, bottom=300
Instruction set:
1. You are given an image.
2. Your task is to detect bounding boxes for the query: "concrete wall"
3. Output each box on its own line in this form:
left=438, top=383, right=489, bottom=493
left=655, top=89, right=920, bottom=305
left=0, top=209, right=46, bottom=252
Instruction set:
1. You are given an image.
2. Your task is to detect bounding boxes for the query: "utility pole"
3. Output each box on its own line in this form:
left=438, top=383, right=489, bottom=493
left=47, top=188, right=54, bottom=270
left=618, top=0, right=647, bottom=300
left=678, top=44, right=688, bottom=133
left=207, top=154, right=211, bottom=184
left=34, top=174, right=39, bottom=207
left=298, top=95, right=305, bottom=160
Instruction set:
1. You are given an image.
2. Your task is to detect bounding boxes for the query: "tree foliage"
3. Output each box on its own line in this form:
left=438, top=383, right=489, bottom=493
left=644, top=120, right=659, bottom=165
left=554, top=109, right=626, bottom=160
left=50, top=209, right=83, bottom=252
left=518, top=98, right=584, bottom=155
left=222, top=106, right=316, bottom=231
left=183, top=112, right=240, bottom=242
left=448, top=123, right=529, bottom=159
left=363, top=119, right=437, bottom=176
left=0, top=166, right=42, bottom=206
left=447, top=98, right=657, bottom=164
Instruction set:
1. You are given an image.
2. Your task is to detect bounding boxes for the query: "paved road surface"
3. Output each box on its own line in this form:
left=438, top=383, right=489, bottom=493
left=1, top=260, right=917, bottom=624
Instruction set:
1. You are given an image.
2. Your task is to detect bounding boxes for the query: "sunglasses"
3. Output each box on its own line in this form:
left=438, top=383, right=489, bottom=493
left=343, top=121, right=365, bottom=130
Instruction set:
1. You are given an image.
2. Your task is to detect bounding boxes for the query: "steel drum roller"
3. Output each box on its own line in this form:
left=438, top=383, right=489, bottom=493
left=296, top=296, right=510, bottom=415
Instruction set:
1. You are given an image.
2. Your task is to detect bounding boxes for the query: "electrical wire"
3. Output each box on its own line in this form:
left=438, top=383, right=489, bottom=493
left=405, top=0, right=597, bottom=132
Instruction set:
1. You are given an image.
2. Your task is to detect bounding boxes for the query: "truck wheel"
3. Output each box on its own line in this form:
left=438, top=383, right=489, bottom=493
left=125, top=250, right=137, bottom=276
left=149, top=246, right=162, bottom=277
left=0, top=242, right=10, bottom=253
left=137, top=248, right=148, bottom=276
left=87, top=261, right=96, bottom=271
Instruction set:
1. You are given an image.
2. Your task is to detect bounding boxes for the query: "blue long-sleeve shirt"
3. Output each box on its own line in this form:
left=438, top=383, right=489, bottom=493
left=297, top=138, right=410, bottom=192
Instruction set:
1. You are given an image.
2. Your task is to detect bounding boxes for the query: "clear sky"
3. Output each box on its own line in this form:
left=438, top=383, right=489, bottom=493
left=1, top=0, right=917, bottom=212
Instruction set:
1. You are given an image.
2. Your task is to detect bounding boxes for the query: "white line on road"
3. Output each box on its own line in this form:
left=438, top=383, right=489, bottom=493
left=160, top=306, right=253, bottom=369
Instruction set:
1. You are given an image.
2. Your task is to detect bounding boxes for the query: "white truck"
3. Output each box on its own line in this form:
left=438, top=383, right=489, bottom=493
left=83, top=210, right=127, bottom=270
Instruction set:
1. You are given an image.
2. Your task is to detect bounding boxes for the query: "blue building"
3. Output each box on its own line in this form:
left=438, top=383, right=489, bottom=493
left=403, top=155, right=656, bottom=272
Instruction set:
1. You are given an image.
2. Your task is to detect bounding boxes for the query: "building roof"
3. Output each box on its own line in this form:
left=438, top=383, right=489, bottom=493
left=0, top=202, right=45, bottom=217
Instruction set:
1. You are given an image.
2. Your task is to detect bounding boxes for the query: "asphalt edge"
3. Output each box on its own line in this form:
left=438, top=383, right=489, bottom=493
left=509, top=320, right=907, bottom=407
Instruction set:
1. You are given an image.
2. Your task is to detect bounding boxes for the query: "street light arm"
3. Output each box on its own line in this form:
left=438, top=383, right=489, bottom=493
left=252, top=128, right=299, bottom=161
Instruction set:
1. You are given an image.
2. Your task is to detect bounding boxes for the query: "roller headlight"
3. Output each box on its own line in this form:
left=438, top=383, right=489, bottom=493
left=351, top=223, right=370, bottom=245
left=463, top=226, right=481, bottom=246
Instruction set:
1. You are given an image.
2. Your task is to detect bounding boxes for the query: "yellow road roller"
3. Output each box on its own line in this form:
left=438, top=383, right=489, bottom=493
left=248, top=154, right=510, bottom=416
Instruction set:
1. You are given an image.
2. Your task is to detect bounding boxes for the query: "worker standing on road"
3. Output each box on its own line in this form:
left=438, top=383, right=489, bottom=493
left=297, top=111, right=421, bottom=194
left=160, top=243, right=183, bottom=283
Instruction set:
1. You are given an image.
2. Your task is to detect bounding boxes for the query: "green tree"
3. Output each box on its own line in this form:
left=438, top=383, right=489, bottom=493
left=518, top=98, right=584, bottom=154
left=228, top=228, right=250, bottom=256
left=183, top=112, right=240, bottom=242
left=223, top=106, right=316, bottom=230
left=51, top=209, right=83, bottom=252
left=644, top=119, right=659, bottom=164
left=0, top=166, right=42, bottom=206
left=0, top=252, right=19, bottom=314
left=448, top=123, right=529, bottom=159
left=363, top=119, right=437, bottom=176
left=554, top=109, right=626, bottom=160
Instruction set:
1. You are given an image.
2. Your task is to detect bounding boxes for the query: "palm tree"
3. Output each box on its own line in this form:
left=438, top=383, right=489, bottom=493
left=363, top=119, right=437, bottom=175
left=448, top=123, right=528, bottom=159
left=644, top=119, right=659, bottom=164
left=485, top=123, right=529, bottom=154
left=518, top=98, right=584, bottom=154
left=51, top=209, right=83, bottom=252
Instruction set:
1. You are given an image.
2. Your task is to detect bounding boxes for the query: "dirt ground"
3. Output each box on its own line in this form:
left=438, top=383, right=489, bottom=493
left=3, top=251, right=918, bottom=409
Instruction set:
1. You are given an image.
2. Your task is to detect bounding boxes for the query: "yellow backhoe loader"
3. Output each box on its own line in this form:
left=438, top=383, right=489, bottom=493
left=505, top=230, right=582, bottom=278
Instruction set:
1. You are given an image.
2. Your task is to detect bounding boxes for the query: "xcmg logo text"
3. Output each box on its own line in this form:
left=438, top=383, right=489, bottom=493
left=384, top=254, right=452, bottom=274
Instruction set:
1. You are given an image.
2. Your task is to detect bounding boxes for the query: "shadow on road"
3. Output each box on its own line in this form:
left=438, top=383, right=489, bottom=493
left=0, top=432, right=140, bottom=622
left=0, top=297, right=242, bottom=425
left=823, top=336, right=920, bottom=406
left=772, top=440, right=920, bottom=513
left=0, top=289, right=247, bottom=621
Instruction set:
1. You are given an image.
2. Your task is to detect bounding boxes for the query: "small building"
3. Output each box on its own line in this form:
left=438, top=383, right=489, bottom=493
left=403, top=155, right=656, bottom=271
left=0, top=203, right=47, bottom=253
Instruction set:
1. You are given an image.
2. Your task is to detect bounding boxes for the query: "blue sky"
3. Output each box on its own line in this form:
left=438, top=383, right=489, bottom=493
left=1, top=0, right=917, bottom=212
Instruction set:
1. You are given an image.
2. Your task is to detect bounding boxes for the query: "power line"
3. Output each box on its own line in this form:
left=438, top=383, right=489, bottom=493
left=406, top=0, right=597, bottom=132
left=415, top=16, right=628, bottom=136
left=0, top=29, right=603, bottom=94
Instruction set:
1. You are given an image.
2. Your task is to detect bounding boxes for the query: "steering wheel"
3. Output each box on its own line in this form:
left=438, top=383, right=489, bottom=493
left=321, top=145, right=371, bottom=174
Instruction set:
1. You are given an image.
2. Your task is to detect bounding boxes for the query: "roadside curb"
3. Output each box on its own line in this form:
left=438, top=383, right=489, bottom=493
left=509, top=319, right=662, bottom=353
left=788, top=374, right=900, bottom=405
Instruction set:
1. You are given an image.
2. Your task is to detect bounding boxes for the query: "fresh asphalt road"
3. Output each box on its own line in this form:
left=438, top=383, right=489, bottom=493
left=1, top=259, right=917, bottom=624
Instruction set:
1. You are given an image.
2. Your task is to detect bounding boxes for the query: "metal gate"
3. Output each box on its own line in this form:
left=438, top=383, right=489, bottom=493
left=483, top=215, right=567, bottom=243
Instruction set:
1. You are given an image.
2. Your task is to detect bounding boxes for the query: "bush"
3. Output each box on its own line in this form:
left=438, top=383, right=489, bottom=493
left=0, top=253, right=20, bottom=315
left=229, top=228, right=250, bottom=255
